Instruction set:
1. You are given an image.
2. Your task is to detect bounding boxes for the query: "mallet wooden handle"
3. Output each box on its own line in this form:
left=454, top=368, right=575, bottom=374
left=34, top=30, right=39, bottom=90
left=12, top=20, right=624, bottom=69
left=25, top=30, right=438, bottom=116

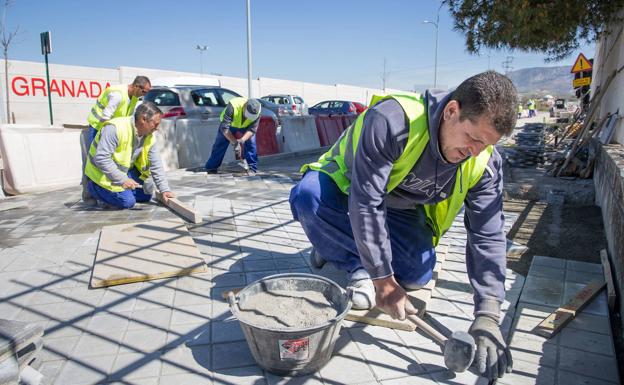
left=406, top=314, right=447, bottom=346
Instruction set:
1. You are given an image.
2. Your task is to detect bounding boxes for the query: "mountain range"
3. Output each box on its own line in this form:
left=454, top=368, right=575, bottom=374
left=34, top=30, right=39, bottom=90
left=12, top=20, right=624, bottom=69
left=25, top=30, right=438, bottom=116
left=507, top=66, right=576, bottom=97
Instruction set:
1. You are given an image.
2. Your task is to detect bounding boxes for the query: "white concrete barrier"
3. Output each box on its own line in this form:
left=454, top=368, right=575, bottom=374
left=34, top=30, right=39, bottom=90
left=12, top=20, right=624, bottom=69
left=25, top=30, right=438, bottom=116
left=174, top=118, right=235, bottom=169
left=0, top=124, right=82, bottom=194
left=280, top=116, right=320, bottom=153
left=154, top=118, right=179, bottom=171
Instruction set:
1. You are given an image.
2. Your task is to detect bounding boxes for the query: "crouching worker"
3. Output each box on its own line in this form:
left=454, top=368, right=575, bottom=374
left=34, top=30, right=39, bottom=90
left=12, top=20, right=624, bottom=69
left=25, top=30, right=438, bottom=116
left=84, top=101, right=175, bottom=209
left=205, top=97, right=262, bottom=174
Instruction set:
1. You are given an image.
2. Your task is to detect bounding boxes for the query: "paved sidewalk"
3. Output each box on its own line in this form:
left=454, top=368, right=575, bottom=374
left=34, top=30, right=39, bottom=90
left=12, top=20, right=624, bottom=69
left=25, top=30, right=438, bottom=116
left=0, top=153, right=608, bottom=385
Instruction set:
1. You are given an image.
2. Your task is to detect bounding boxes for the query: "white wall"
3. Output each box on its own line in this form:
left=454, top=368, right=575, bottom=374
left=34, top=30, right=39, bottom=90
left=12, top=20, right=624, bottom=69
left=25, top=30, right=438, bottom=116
left=0, top=60, right=411, bottom=126
left=592, top=12, right=624, bottom=145
left=0, top=60, right=117, bottom=125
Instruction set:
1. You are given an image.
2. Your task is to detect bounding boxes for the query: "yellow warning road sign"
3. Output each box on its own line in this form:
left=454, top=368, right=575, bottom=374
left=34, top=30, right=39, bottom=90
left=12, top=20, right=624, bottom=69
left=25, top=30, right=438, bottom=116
left=571, top=53, right=592, bottom=73
left=573, top=77, right=591, bottom=88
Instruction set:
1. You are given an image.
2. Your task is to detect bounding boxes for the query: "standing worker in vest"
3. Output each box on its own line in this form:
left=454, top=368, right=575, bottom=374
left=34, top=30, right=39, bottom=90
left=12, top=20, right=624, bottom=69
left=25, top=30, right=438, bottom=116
left=86, top=76, right=152, bottom=142
left=84, top=102, right=175, bottom=209
left=205, top=97, right=262, bottom=174
left=527, top=98, right=536, bottom=117
left=289, top=71, right=516, bottom=382
left=83, top=76, right=151, bottom=201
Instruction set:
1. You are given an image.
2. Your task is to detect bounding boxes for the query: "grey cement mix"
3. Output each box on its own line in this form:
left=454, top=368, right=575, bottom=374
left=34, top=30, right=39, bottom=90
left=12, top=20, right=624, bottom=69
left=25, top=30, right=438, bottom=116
left=237, top=290, right=338, bottom=329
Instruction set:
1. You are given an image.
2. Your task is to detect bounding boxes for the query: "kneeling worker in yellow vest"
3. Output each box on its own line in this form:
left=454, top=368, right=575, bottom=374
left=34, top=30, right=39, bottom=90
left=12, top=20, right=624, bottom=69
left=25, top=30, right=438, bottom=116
left=84, top=102, right=175, bottom=209
left=289, top=71, right=517, bottom=382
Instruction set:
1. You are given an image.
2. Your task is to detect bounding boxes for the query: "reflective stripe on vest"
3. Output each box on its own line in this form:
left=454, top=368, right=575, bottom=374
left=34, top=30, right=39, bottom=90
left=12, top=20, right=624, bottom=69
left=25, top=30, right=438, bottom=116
left=220, top=97, right=255, bottom=129
left=301, top=93, right=493, bottom=246
left=84, top=117, right=155, bottom=192
left=87, top=85, right=138, bottom=129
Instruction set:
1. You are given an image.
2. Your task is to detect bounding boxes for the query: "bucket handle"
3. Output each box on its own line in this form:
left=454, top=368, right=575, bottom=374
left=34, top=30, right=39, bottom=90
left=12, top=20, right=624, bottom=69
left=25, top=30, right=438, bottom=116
left=226, top=291, right=240, bottom=316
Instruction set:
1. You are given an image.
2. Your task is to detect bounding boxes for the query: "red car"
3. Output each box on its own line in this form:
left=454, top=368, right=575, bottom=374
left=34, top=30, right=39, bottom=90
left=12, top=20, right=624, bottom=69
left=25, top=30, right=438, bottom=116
left=353, top=102, right=368, bottom=114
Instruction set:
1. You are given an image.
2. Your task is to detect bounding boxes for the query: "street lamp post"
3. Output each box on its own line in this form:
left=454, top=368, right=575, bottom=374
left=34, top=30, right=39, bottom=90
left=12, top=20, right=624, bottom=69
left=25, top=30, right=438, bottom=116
left=246, top=0, right=253, bottom=97
left=196, top=45, right=209, bottom=75
left=423, top=3, right=443, bottom=89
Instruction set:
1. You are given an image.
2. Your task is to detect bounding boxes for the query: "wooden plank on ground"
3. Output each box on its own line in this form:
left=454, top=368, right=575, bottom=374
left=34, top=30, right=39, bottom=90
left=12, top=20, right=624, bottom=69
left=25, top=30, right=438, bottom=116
left=90, top=218, right=207, bottom=288
left=600, top=249, right=616, bottom=311
left=345, top=288, right=430, bottom=332
left=533, top=279, right=606, bottom=338
left=157, top=193, right=202, bottom=223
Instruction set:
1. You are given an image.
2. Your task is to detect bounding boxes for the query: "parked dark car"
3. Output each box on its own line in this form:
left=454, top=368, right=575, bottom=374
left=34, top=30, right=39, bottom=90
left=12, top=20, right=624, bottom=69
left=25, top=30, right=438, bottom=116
left=308, top=100, right=356, bottom=116
left=353, top=102, right=367, bottom=114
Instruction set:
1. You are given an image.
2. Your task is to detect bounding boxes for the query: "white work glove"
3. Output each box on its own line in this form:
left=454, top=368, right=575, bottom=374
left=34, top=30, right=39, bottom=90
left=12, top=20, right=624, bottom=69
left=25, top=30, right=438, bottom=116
left=469, top=315, right=513, bottom=381
left=232, top=140, right=243, bottom=159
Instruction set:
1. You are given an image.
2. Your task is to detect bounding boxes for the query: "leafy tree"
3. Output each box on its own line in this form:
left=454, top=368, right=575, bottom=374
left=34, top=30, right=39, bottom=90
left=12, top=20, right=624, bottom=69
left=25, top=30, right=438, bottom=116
left=445, top=0, right=624, bottom=61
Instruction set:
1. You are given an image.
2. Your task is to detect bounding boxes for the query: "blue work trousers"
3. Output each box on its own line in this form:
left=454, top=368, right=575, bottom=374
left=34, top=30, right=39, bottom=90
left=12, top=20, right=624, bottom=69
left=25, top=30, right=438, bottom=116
left=87, top=167, right=151, bottom=209
left=205, top=128, right=257, bottom=172
left=289, top=170, right=436, bottom=287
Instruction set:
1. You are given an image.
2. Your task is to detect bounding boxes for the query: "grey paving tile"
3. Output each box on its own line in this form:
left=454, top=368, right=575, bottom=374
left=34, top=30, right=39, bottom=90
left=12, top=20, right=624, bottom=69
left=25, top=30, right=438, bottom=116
left=213, top=366, right=266, bottom=385
left=53, top=354, right=116, bottom=385
left=212, top=341, right=256, bottom=369
left=110, top=352, right=163, bottom=381
left=37, top=359, right=64, bottom=385
left=520, top=275, right=564, bottom=307
left=566, top=312, right=612, bottom=335
left=529, top=265, right=565, bottom=280
left=496, top=358, right=556, bottom=385
left=428, top=369, right=490, bottom=384
left=318, top=350, right=376, bottom=384
left=40, top=335, right=81, bottom=362
left=380, top=373, right=437, bottom=384
left=558, top=347, right=619, bottom=382
left=558, top=327, right=615, bottom=356
left=161, top=344, right=211, bottom=375
left=265, top=371, right=324, bottom=385
left=86, top=311, right=131, bottom=333
left=362, top=345, right=425, bottom=380
left=531, top=255, right=566, bottom=269
left=165, top=321, right=211, bottom=346
left=565, top=269, right=604, bottom=285
left=212, top=319, right=245, bottom=343
left=565, top=260, right=603, bottom=274
left=406, top=342, right=448, bottom=374
left=158, top=372, right=214, bottom=385
left=557, top=370, right=620, bottom=385
left=119, top=327, right=168, bottom=354
left=170, top=304, right=212, bottom=325
left=72, top=328, right=125, bottom=358
left=212, top=272, right=247, bottom=288
left=127, top=307, right=172, bottom=331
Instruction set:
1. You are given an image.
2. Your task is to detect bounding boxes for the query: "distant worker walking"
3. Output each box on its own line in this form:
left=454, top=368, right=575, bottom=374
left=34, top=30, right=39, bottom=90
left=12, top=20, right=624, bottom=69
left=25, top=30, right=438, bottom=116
left=84, top=102, right=175, bottom=210
left=205, top=97, right=262, bottom=174
left=527, top=98, right=536, bottom=118
left=517, top=103, right=523, bottom=119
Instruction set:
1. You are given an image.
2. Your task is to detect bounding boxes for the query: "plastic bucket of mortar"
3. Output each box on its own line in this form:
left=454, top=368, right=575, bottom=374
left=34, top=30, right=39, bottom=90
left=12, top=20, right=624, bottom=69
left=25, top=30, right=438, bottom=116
left=227, top=273, right=352, bottom=376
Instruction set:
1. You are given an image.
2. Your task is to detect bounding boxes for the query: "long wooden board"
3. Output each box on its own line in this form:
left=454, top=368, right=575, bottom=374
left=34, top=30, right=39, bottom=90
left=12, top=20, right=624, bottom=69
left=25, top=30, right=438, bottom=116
left=533, top=279, right=606, bottom=338
left=90, top=218, right=207, bottom=288
left=157, top=193, right=202, bottom=224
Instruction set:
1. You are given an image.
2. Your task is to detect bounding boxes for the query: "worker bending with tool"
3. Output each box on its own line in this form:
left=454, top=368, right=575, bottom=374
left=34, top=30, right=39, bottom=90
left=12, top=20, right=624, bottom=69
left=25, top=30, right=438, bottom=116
left=205, top=97, right=262, bottom=174
left=84, top=102, right=175, bottom=209
left=290, top=71, right=516, bottom=381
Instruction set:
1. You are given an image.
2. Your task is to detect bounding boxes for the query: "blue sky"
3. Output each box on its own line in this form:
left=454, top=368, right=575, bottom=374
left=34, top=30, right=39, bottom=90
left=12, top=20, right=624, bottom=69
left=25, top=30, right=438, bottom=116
left=5, top=0, right=596, bottom=90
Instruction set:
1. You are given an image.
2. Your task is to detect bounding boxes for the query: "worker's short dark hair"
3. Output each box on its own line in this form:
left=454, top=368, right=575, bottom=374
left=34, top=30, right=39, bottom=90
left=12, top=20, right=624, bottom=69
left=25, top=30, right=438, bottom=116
left=132, top=75, right=151, bottom=87
left=135, top=101, right=161, bottom=121
left=451, top=71, right=518, bottom=136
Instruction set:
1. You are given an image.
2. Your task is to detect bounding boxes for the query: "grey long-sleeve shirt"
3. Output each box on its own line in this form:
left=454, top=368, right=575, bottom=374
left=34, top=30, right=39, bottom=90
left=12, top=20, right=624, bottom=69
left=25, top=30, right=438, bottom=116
left=219, top=104, right=260, bottom=134
left=348, top=90, right=506, bottom=317
left=92, top=118, right=171, bottom=193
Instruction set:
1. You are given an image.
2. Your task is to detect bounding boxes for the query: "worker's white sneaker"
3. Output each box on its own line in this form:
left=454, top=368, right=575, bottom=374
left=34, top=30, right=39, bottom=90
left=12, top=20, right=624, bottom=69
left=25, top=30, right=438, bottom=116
left=347, top=275, right=376, bottom=310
